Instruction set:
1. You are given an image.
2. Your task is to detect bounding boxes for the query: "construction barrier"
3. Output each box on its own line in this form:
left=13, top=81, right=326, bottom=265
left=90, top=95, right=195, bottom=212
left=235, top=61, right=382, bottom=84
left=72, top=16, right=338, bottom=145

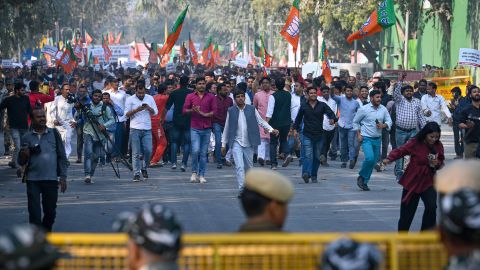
left=47, top=232, right=449, bottom=270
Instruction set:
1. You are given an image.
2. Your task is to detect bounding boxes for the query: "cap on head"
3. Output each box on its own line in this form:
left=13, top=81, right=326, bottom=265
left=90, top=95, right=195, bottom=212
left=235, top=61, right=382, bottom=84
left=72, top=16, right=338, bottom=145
left=440, top=188, right=480, bottom=242
left=0, top=224, right=63, bottom=270
left=112, top=203, right=182, bottom=259
left=321, top=237, right=382, bottom=270
left=435, top=160, right=480, bottom=194
left=244, top=168, right=294, bottom=203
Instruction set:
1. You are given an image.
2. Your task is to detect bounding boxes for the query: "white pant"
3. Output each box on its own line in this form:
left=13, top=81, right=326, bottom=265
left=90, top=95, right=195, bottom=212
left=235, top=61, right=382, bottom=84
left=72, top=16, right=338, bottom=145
left=232, top=142, right=254, bottom=190
left=57, top=126, right=73, bottom=158
left=257, top=139, right=270, bottom=160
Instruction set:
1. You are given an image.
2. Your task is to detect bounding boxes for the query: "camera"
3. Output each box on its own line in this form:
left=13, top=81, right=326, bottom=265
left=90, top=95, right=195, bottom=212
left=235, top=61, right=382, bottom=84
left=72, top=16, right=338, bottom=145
left=66, top=93, right=76, bottom=104
left=21, top=143, right=41, bottom=155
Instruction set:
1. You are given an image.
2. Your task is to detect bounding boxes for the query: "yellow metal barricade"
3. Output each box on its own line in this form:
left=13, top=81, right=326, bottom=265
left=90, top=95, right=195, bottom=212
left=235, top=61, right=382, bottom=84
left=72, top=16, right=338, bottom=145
left=48, top=232, right=448, bottom=270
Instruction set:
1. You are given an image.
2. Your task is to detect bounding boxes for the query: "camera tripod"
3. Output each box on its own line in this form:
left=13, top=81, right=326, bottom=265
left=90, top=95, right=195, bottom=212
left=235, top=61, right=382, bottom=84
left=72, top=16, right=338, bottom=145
left=80, top=104, right=132, bottom=178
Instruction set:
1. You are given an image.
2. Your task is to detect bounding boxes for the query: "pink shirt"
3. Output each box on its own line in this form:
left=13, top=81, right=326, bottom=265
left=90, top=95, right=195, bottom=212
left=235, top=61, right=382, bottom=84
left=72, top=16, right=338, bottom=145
left=182, top=92, right=217, bottom=130
left=253, top=89, right=272, bottom=139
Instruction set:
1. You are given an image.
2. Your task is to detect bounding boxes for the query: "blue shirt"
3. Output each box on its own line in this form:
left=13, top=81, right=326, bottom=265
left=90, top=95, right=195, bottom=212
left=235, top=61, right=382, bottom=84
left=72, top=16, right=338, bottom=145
left=331, top=95, right=360, bottom=129
left=353, top=103, right=392, bottom=138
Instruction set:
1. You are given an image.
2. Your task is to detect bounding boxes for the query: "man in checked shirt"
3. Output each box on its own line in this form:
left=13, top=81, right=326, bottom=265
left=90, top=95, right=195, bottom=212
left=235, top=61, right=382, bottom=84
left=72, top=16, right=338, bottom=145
left=392, top=73, right=427, bottom=181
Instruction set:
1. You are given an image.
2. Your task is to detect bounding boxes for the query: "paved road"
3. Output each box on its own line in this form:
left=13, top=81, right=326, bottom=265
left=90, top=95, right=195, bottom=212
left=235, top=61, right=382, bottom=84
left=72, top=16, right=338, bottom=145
left=0, top=127, right=458, bottom=233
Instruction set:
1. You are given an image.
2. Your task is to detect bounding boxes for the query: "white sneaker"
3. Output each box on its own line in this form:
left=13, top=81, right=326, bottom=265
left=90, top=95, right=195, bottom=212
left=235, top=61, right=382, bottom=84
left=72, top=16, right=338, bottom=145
left=84, top=175, right=93, bottom=184
left=199, top=176, right=207, bottom=183
left=190, top=173, right=198, bottom=183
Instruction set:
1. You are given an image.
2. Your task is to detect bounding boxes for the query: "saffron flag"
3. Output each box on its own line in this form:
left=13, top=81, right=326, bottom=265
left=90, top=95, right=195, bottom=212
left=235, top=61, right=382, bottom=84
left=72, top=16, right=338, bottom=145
left=85, top=31, right=93, bottom=45
left=320, top=40, right=332, bottom=84
left=73, top=43, right=83, bottom=61
left=202, top=36, right=214, bottom=66
left=160, top=5, right=189, bottom=55
left=108, top=32, right=114, bottom=45
left=102, top=35, right=112, bottom=62
left=133, top=42, right=141, bottom=61
left=261, top=37, right=272, bottom=67
left=347, top=0, right=395, bottom=43
left=115, top=31, right=123, bottom=44
left=179, top=42, right=187, bottom=62
left=280, top=0, right=300, bottom=53
left=188, top=33, right=198, bottom=65
left=57, top=43, right=76, bottom=74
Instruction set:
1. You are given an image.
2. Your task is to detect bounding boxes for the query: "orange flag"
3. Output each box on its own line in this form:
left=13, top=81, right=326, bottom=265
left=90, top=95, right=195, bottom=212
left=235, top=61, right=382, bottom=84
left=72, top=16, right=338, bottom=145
left=189, top=34, right=198, bottom=65
left=320, top=40, right=332, bottom=83
left=102, top=35, right=112, bottom=62
left=85, top=31, right=93, bottom=45
left=115, top=32, right=122, bottom=44
left=159, top=6, right=189, bottom=55
left=346, top=0, right=395, bottom=43
left=280, top=0, right=300, bottom=53
left=108, top=32, right=114, bottom=45
left=133, top=42, right=141, bottom=61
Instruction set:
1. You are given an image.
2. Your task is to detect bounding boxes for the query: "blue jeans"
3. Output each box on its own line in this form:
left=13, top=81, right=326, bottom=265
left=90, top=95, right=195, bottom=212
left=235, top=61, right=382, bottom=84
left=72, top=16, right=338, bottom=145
left=395, top=128, right=417, bottom=177
left=302, top=136, right=324, bottom=180
left=170, top=125, right=190, bottom=166
left=130, top=129, right=153, bottom=175
left=11, top=128, right=27, bottom=167
left=113, top=122, right=126, bottom=157
left=338, top=127, right=357, bottom=162
left=84, top=134, right=104, bottom=177
left=191, top=128, right=211, bottom=176
left=231, top=141, right=254, bottom=190
left=213, top=123, right=225, bottom=165
left=359, top=137, right=381, bottom=183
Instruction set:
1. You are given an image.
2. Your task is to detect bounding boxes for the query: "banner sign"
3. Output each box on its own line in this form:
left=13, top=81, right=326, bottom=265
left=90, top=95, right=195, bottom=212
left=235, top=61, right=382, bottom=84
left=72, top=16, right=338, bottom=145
left=41, top=45, right=58, bottom=57
left=1, top=59, right=13, bottom=68
left=458, top=48, right=480, bottom=67
left=88, top=45, right=131, bottom=64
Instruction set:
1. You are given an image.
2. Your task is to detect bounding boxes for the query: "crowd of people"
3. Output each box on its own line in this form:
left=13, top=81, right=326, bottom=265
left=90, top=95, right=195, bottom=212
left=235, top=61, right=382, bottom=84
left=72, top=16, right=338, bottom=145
left=1, top=62, right=480, bottom=234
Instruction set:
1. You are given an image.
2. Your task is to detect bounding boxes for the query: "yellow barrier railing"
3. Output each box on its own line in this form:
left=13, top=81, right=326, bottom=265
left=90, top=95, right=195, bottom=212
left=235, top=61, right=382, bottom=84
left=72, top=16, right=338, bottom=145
left=47, top=232, right=448, bottom=270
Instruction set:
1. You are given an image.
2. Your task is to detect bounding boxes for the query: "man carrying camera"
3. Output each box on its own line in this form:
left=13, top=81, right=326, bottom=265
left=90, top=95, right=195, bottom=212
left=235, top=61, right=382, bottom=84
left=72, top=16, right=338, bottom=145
left=19, top=107, right=68, bottom=232
left=77, top=89, right=115, bottom=184
left=50, top=83, right=75, bottom=158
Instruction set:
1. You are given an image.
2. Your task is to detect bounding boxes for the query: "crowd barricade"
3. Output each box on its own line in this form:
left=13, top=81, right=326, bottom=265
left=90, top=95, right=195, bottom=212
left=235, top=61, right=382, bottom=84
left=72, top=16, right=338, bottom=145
left=47, top=232, right=448, bottom=270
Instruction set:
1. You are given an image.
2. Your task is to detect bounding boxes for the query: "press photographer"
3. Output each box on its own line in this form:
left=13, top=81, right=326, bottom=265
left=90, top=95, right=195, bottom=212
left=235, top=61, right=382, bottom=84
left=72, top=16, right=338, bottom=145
left=76, top=89, right=115, bottom=184
left=18, top=107, right=68, bottom=232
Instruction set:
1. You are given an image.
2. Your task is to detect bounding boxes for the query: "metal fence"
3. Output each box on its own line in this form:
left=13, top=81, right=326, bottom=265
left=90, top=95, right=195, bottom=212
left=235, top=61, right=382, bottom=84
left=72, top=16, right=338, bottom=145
left=48, top=232, right=448, bottom=270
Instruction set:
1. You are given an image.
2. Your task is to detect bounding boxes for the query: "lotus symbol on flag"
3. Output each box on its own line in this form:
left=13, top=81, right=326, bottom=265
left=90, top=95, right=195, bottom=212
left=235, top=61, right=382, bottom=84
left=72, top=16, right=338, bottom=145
left=286, top=16, right=300, bottom=37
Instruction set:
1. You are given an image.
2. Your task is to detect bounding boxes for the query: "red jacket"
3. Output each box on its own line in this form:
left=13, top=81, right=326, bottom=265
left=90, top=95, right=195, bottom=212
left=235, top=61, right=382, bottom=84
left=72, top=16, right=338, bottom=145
left=386, top=138, right=444, bottom=203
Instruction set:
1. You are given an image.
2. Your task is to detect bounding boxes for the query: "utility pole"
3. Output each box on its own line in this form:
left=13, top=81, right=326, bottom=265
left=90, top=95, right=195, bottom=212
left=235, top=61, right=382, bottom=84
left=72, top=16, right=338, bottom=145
left=354, top=40, right=358, bottom=64
left=55, top=21, right=59, bottom=48
left=403, top=11, right=410, bottom=70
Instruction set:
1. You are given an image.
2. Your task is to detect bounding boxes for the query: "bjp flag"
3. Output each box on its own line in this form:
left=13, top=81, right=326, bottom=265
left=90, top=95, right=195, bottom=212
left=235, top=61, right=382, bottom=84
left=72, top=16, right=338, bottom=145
left=347, top=0, right=395, bottom=43
left=280, top=0, right=300, bottom=53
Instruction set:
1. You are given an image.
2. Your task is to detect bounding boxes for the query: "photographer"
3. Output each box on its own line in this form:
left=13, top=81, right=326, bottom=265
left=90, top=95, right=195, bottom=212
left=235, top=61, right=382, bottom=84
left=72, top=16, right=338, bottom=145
left=77, top=89, right=115, bottom=184
left=19, top=107, right=68, bottom=232
left=50, top=83, right=75, bottom=158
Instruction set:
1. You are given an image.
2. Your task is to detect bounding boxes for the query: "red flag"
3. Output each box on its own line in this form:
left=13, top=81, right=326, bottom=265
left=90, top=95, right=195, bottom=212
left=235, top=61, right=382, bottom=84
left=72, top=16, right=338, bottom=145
left=189, top=34, right=198, bottom=65
left=102, top=36, right=112, bottom=62
left=320, top=40, right=332, bottom=83
left=115, top=32, right=122, bottom=44
left=85, top=31, right=93, bottom=45
left=280, top=0, right=300, bottom=53
left=202, top=37, right=214, bottom=66
left=263, top=51, right=272, bottom=68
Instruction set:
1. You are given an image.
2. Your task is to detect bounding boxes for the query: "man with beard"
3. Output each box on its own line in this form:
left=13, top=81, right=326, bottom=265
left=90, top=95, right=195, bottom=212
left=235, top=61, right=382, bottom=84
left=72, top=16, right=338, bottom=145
left=183, top=77, right=217, bottom=183
left=353, top=90, right=392, bottom=191
left=390, top=74, right=427, bottom=181
left=213, top=83, right=233, bottom=169
left=458, top=85, right=480, bottom=159
left=413, top=79, right=428, bottom=100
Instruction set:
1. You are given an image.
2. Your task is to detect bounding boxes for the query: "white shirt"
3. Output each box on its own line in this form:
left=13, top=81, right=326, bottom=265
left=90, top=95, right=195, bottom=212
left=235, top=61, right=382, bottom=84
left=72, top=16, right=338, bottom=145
left=104, top=88, right=127, bottom=122
left=229, top=92, right=251, bottom=105
left=420, top=94, right=451, bottom=125
left=291, top=94, right=302, bottom=121
left=125, top=94, right=158, bottom=130
left=222, top=106, right=274, bottom=148
left=266, top=95, right=276, bottom=118
left=45, top=101, right=55, bottom=128
left=318, top=96, right=337, bottom=131
left=50, top=95, right=74, bottom=128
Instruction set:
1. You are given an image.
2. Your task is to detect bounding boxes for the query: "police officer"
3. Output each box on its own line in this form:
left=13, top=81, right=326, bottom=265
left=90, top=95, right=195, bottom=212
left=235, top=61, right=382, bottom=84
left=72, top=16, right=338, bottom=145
left=0, top=224, right=63, bottom=270
left=238, top=168, right=294, bottom=232
left=113, top=203, right=182, bottom=270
